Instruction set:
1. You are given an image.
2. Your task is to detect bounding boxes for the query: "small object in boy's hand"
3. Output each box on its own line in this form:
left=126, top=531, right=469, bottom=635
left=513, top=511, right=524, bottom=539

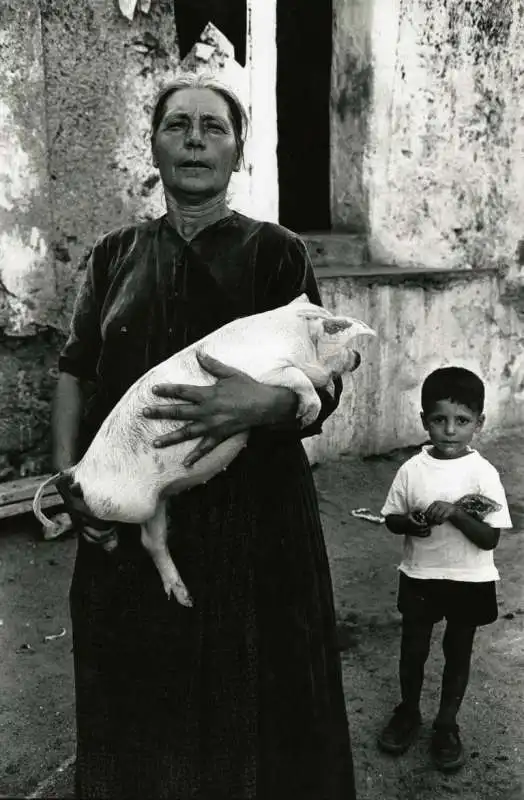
left=411, top=510, right=428, bottom=525
left=455, top=494, right=502, bottom=521
left=409, top=509, right=432, bottom=537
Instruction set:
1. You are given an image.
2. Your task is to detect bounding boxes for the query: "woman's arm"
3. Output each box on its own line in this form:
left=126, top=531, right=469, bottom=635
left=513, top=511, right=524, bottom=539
left=52, top=240, right=107, bottom=462
left=52, top=372, right=84, bottom=472
left=144, top=232, right=344, bottom=463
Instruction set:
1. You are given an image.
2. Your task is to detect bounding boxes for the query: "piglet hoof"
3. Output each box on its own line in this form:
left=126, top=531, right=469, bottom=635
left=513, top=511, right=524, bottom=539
left=165, top=580, right=193, bottom=608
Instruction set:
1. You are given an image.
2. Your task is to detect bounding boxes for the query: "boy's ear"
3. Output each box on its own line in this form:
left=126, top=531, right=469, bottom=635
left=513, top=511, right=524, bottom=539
left=476, top=413, right=485, bottom=431
left=420, top=411, right=428, bottom=431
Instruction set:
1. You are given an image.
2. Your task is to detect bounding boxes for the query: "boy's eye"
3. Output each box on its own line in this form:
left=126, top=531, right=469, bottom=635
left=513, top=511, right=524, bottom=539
left=457, top=417, right=471, bottom=425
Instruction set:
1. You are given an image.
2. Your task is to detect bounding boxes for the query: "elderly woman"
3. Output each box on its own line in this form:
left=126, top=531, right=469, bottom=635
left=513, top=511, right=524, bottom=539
left=53, top=73, right=356, bottom=800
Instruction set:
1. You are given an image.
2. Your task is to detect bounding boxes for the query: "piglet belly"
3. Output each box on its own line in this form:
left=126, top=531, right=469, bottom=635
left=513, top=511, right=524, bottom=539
left=157, top=432, right=249, bottom=500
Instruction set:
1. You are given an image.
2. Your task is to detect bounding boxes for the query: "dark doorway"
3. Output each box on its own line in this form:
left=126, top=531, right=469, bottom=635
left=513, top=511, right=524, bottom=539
left=174, top=0, right=247, bottom=66
left=276, top=0, right=332, bottom=232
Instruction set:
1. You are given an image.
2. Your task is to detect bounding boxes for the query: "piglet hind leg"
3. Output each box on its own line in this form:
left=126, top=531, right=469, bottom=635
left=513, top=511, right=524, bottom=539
left=140, top=501, right=193, bottom=607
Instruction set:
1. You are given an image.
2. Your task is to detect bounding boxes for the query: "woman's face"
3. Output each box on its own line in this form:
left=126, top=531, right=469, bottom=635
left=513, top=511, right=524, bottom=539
left=152, top=87, right=240, bottom=201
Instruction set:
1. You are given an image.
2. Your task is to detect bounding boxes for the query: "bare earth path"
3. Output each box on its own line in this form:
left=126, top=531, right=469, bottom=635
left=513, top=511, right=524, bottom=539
left=0, top=431, right=523, bottom=799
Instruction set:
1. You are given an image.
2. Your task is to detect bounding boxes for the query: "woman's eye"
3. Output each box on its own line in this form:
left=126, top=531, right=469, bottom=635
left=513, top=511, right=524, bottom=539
left=206, top=123, right=225, bottom=133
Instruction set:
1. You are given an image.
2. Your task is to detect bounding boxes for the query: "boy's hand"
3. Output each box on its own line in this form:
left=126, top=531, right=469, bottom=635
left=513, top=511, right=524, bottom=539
left=405, top=511, right=432, bottom=537
left=424, top=501, right=457, bottom=526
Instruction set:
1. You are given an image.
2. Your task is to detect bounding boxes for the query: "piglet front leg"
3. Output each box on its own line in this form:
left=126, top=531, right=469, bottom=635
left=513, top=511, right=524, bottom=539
left=261, top=366, right=322, bottom=428
left=140, top=500, right=193, bottom=607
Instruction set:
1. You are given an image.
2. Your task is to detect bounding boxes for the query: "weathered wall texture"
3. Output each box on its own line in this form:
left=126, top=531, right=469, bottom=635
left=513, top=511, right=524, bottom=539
left=41, top=0, right=179, bottom=327
left=0, top=2, right=53, bottom=335
left=331, top=0, right=372, bottom=233
left=304, top=269, right=524, bottom=463
left=0, top=0, right=278, bottom=477
left=363, top=0, right=524, bottom=269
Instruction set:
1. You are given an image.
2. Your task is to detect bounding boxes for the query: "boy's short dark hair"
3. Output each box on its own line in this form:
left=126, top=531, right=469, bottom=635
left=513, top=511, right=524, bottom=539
left=421, top=367, right=485, bottom=415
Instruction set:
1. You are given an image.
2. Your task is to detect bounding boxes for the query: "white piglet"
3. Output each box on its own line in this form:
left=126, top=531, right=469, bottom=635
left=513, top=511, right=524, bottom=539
left=34, top=294, right=375, bottom=606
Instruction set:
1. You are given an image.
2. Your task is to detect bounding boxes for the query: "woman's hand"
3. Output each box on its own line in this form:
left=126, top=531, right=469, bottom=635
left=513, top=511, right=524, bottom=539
left=143, top=352, right=298, bottom=466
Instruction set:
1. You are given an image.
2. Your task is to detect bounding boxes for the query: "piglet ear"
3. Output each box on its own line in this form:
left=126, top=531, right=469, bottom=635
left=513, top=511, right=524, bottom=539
left=322, top=317, right=376, bottom=338
left=296, top=307, right=333, bottom=320
left=289, top=293, right=310, bottom=305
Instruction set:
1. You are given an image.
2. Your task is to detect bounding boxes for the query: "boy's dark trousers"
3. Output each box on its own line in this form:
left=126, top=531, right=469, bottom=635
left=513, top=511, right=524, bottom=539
left=395, top=571, right=498, bottom=726
left=399, top=616, right=476, bottom=728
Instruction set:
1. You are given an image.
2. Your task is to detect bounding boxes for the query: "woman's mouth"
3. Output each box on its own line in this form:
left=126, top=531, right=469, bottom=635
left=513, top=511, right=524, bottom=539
left=179, top=161, right=210, bottom=169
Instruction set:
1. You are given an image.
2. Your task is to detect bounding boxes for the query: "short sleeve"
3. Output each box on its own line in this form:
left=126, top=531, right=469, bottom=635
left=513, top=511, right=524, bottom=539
left=58, top=238, right=107, bottom=381
left=381, top=465, right=410, bottom=516
left=267, top=233, right=322, bottom=308
left=477, top=463, right=513, bottom=529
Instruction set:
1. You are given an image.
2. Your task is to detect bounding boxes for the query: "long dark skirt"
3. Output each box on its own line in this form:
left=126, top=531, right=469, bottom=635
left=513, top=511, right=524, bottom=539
left=70, top=435, right=355, bottom=799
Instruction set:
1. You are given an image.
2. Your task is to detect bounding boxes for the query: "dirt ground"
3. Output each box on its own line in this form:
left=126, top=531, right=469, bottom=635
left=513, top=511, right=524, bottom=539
left=0, top=431, right=523, bottom=800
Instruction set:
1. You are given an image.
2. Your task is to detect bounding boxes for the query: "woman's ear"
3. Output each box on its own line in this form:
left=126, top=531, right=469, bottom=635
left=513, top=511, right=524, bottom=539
left=151, top=139, right=158, bottom=168
left=233, top=148, right=244, bottom=173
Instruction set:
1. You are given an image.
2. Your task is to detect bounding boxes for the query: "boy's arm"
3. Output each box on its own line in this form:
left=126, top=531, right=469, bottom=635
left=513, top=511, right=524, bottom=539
left=385, top=513, right=431, bottom=537
left=449, top=508, right=500, bottom=550
left=382, top=463, right=430, bottom=537
left=425, top=501, right=500, bottom=550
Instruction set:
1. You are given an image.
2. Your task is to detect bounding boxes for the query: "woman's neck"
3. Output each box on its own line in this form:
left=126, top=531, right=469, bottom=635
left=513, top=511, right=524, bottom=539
left=164, top=191, right=232, bottom=241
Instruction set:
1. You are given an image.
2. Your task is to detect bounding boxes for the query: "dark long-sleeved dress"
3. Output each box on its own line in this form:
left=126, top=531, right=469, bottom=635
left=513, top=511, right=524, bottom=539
left=59, top=212, right=356, bottom=800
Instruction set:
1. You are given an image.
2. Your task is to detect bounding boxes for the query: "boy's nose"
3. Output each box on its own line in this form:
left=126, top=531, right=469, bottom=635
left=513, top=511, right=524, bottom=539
left=444, top=421, right=456, bottom=435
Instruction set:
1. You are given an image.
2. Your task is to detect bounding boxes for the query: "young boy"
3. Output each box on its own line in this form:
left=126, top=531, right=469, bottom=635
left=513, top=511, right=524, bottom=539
left=378, top=367, right=512, bottom=771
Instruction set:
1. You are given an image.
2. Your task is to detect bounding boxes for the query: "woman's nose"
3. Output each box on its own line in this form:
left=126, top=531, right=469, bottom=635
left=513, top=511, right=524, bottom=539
left=185, top=124, right=205, bottom=147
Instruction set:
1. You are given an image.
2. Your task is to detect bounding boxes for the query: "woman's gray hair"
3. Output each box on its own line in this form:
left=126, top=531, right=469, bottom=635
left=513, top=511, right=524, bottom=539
left=150, top=73, right=248, bottom=165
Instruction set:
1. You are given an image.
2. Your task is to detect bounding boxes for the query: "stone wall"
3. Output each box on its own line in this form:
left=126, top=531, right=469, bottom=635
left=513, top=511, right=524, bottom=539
left=332, top=0, right=524, bottom=271
left=2, top=0, right=524, bottom=477
left=0, top=0, right=278, bottom=478
left=304, top=266, right=524, bottom=463
left=0, top=1, right=52, bottom=336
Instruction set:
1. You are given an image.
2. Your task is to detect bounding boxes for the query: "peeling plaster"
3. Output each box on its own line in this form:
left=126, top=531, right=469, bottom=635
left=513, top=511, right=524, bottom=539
left=0, top=101, right=40, bottom=212
left=0, top=2, right=53, bottom=335
left=305, top=269, right=524, bottom=462
left=363, top=0, right=524, bottom=269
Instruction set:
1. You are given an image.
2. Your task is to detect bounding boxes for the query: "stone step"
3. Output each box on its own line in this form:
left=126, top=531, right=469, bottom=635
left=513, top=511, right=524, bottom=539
left=302, top=232, right=369, bottom=269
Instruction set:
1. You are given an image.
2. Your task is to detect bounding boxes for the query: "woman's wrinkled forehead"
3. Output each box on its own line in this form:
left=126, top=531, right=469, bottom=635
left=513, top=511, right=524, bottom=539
left=157, top=87, right=234, bottom=128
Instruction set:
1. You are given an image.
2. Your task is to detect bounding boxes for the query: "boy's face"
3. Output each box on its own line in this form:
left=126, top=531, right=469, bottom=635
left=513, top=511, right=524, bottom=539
left=420, top=399, right=484, bottom=459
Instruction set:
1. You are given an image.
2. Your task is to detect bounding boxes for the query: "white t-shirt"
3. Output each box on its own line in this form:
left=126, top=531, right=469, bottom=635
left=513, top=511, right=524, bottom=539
left=381, top=446, right=512, bottom=582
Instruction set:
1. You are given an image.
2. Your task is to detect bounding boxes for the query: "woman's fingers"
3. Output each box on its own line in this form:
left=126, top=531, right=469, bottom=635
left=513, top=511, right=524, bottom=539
left=196, top=351, right=245, bottom=378
left=143, top=402, right=205, bottom=420
left=183, top=435, right=224, bottom=467
left=153, top=422, right=207, bottom=448
left=151, top=383, right=210, bottom=402
left=153, top=415, right=239, bottom=450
